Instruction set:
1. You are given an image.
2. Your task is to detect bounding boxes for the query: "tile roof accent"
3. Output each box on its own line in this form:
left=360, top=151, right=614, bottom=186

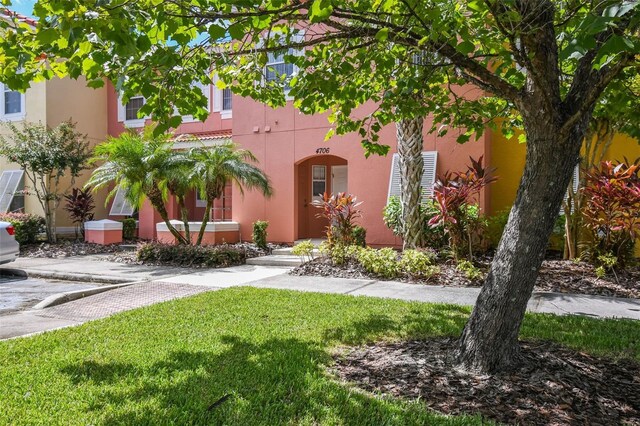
left=171, top=130, right=232, bottom=142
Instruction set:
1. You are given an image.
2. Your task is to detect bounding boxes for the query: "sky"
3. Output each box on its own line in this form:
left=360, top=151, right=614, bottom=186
left=7, top=0, right=35, bottom=17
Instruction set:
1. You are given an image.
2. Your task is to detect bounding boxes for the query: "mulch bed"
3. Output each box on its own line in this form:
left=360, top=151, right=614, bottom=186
left=291, top=257, right=640, bottom=299
left=20, top=241, right=281, bottom=266
left=333, top=338, right=640, bottom=425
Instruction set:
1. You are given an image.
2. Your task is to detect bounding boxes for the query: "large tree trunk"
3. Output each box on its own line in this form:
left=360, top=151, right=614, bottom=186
left=396, top=116, right=425, bottom=250
left=457, top=113, right=590, bottom=373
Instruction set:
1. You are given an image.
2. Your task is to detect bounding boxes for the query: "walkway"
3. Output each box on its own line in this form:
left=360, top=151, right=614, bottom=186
left=1, top=258, right=638, bottom=340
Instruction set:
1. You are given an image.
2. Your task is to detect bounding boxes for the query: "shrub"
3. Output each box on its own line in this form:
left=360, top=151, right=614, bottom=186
left=581, top=159, right=640, bottom=266
left=430, top=156, right=496, bottom=259
left=312, top=192, right=362, bottom=247
left=137, top=242, right=246, bottom=267
left=121, top=218, right=137, bottom=240
left=352, top=225, right=367, bottom=247
left=456, top=259, right=484, bottom=281
left=0, top=212, right=45, bottom=245
left=63, top=187, right=95, bottom=238
left=399, top=249, right=439, bottom=279
left=291, top=240, right=315, bottom=263
left=356, top=247, right=399, bottom=279
left=252, top=220, right=269, bottom=250
left=383, top=196, right=446, bottom=249
left=319, top=241, right=361, bottom=265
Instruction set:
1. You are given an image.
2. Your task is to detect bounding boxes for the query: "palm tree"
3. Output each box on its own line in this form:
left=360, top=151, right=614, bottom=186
left=396, top=116, right=425, bottom=250
left=189, top=143, right=273, bottom=246
left=86, top=128, right=189, bottom=244
left=164, top=152, right=197, bottom=244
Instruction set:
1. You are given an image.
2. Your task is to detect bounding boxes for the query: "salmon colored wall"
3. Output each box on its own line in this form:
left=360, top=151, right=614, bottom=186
left=232, top=96, right=487, bottom=245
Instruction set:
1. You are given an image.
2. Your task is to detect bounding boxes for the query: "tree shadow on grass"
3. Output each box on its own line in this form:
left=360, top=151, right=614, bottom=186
left=322, top=305, right=470, bottom=346
left=60, top=334, right=479, bottom=425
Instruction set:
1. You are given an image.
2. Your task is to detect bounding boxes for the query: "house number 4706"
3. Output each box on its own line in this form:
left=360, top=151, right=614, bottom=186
left=315, top=148, right=330, bottom=154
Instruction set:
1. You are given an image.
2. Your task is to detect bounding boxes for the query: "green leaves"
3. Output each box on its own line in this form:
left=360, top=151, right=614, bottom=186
left=309, top=0, right=333, bottom=22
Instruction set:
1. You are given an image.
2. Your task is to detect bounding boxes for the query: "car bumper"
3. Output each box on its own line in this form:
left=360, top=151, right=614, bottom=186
left=0, top=246, right=19, bottom=265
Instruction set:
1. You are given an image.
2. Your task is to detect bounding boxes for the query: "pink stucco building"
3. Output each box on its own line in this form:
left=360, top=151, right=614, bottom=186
left=103, top=76, right=492, bottom=246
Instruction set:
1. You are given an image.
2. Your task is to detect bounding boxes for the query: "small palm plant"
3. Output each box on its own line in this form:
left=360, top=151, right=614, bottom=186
left=189, top=143, right=273, bottom=246
left=86, top=128, right=189, bottom=244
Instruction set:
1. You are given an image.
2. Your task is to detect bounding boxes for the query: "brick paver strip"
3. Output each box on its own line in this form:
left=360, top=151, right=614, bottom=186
left=37, top=282, right=211, bottom=322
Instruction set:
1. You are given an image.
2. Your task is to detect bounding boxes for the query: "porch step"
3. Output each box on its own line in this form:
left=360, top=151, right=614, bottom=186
left=271, top=247, right=321, bottom=256
left=246, top=255, right=304, bottom=267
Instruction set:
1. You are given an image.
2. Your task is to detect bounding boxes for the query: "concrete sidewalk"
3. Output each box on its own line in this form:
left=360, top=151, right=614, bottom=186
left=2, top=259, right=638, bottom=340
left=0, top=255, right=192, bottom=284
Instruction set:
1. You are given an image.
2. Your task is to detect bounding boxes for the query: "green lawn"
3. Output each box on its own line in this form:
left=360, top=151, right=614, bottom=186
left=1, top=288, right=638, bottom=425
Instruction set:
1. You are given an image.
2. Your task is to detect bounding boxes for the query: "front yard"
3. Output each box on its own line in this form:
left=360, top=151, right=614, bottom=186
left=1, top=288, right=638, bottom=425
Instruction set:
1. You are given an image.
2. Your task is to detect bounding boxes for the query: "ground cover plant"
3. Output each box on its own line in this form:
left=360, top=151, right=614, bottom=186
left=0, top=288, right=638, bottom=425
left=136, top=242, right=246, bottom=268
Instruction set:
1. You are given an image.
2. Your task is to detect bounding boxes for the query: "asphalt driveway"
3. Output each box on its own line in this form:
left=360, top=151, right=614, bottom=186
left=0, top=270, right=99, bottom=315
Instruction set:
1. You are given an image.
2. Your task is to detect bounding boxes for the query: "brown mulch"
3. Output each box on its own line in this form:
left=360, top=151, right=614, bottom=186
left=291, top=257, right=640, bottom=299
left=19, top=241, right=131, bottom=258
left=333, top=338, right=640, bottom=425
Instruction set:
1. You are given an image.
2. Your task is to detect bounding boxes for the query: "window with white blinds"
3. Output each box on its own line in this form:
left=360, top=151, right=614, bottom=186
left=0, top=170, right=24, bottom=213
left=109, top=187, right=136, bottom=216
left=387, top=151, right=438, bottom=203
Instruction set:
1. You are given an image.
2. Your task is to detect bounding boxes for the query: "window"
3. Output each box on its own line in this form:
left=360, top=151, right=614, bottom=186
left=1, top=84, right=25, bottom=120
left=0, top=170, right=25, bottom=213
left=125, top=96, right=144, bottom=121
left=195, top=191, right=207, bottom=208
left=109, top=187, right=136, bottom=216
left=263, top=32, right=303, bottom=93
left=312, top=165, right=326, bottom=200
left=222, top=88, right=232, bottom=111
left=388, top=151, right=438, bottom=203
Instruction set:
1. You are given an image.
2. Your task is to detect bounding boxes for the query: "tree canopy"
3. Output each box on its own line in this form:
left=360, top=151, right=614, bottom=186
left=1, top=1, right=637, bottom=155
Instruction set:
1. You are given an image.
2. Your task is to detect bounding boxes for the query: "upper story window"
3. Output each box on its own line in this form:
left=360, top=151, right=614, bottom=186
left=222, top=88, right=232, bottom=111
left=125, top=96, right=144, bottom=121
left=1, top=83, right=25, bottom=121
left=262, top=32, right=304, bottom=94
left=117, top=95, right=147, bottom=128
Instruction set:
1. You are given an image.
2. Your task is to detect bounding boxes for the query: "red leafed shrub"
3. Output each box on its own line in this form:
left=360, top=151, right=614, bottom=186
left=313, top=192, right=363, bottom=246
left=429, top=156, right=497, bottom=259
left=581, top=159, right=640, bottom=265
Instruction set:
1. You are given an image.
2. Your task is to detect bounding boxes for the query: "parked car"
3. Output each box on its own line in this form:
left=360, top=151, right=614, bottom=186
left=0, top=221, right=19, bottom=265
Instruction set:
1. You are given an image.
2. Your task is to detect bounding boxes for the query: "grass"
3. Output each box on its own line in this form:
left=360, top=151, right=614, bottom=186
left=0, top=288, right=638, bottom=425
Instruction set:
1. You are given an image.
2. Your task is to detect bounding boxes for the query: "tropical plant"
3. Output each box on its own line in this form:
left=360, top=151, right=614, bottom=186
left=581, top=159, right=640, bottom=266
left=430, top=157, right=496, bottom=260
left=399, top=249, right=439, bottom=280
left=0, top=121, right=91, bottom=243
left=291, top=239, right=315, bottom=263
left=86, top=128, right=188, bottom=244
left=312, top=192, right=363, bottom=247
left=383, top=196, right=446, bottom=249
left=189, top=143, right=273, bottom=246
left=352, top=225, right=367, bottom=248
left=63, top=187, right=95, bottom=239
left=252, top=220, right=269, bottom=250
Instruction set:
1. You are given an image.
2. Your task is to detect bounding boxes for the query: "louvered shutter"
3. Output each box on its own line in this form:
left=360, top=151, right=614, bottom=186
left=387, top=151, right=438, bottom=203
left=562, top=164, right=580, bottom=214
left=0, top=170, right=24, bottom=213
left=109, top=187, right=135, bottom=216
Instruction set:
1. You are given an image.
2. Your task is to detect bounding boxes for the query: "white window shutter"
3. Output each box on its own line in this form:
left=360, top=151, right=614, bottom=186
left=387, top=153, right=401, bottom=201
left=562, top=164, right=580, bottom=214
left=0, top=170, right=24, bottom=213
left=117, top=96, right=125, bottom=122
left=387, top=151, right=438, bottom=203
left=420, top=151, right=438, bottom=199
left=109, top=187, right=135, bottom=216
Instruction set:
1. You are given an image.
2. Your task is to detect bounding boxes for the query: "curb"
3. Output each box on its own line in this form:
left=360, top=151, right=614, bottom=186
left=32, top=282, right=141, bottom=310
left=1, top=268, right=132, bottom=285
